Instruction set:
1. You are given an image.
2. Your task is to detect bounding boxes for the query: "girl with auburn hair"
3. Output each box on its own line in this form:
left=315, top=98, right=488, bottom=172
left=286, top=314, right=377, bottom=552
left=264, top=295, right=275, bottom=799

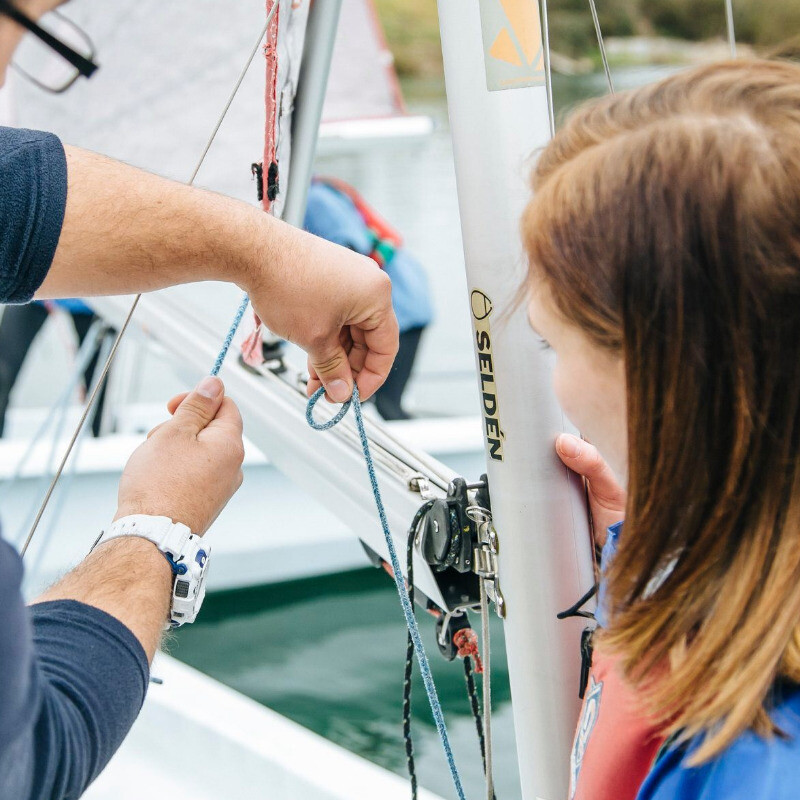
left=523, top=59, right=800, bottom=799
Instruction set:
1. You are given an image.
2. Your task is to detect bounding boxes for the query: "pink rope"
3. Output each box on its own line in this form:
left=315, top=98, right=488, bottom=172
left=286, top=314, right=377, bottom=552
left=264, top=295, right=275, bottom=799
left=241, top=0, right=281, bottom=368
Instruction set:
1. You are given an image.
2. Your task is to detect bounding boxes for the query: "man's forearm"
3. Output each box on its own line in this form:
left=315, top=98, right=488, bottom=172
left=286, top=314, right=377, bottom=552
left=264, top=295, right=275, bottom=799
left=33, top=537, right=172, bottom=661
left=35, top=145, right=285, bottom=301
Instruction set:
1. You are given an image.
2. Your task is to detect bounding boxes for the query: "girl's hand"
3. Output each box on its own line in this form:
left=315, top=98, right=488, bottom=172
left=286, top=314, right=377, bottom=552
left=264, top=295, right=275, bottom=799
left=556, top=433, right=626, bottom=548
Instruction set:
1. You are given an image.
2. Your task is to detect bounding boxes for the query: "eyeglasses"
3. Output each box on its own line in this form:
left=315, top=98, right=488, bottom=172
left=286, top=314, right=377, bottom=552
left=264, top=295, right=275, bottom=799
left=0, top=1, right=98, bottom=93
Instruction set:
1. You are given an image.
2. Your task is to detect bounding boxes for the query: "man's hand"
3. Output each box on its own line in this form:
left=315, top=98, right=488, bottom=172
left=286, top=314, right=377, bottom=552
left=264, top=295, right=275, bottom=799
left=242, top=226, right=398, bottom=403
left=36, top=148, right=398, bottom=405
left=34, top=377, right=244, bottom=660
left=115, top=376, right=244, bottom=534
left=556, top=433, right=626, bottom=548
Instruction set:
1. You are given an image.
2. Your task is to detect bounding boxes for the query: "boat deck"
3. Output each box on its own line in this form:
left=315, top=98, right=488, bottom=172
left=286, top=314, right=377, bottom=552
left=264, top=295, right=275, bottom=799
left=85, top=654, right=445, bottom=800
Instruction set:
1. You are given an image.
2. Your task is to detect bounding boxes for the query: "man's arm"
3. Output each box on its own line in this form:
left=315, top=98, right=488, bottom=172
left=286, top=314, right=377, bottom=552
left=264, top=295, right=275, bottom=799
left=37, top=146, right=398, bottom=402
left=1, top=378, right=245, bottom=799
left=33, top=538, right=171, bottom=661
left=33, top=375, right=243, bottom=659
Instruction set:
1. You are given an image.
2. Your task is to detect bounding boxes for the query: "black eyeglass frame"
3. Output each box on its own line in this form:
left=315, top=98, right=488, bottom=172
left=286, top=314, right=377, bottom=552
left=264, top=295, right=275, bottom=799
left=0, top=0, right=98, bottom=87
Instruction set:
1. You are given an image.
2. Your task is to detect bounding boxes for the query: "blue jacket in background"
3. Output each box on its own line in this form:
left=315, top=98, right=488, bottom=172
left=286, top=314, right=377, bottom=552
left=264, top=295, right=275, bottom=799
left=303, top=181, right=434, bottom=333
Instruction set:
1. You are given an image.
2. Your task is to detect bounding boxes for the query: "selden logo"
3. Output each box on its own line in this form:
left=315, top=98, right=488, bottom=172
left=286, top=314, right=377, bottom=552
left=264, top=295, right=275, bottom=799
left=471, top=290, right=505, bottom=461
left=479, top=0, right=546, bottom=92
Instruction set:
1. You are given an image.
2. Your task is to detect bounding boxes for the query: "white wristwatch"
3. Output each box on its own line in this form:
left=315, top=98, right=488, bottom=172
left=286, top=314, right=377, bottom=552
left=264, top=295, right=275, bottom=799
left=93, top=515, right=211, bottom=628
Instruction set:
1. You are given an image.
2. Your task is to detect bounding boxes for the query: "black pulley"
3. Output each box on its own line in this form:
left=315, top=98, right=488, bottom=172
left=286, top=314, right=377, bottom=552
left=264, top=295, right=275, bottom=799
left=435, top=612, right=473, bottom=661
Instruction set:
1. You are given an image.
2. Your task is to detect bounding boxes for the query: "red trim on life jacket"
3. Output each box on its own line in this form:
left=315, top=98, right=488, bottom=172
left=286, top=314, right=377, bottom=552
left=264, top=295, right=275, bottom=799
left=570, top=645, right=665, bottom=800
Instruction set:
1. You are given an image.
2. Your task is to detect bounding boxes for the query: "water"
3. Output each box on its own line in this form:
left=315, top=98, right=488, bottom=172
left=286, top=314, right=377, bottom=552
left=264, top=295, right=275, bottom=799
left=171, top=568, right=518, bottom=799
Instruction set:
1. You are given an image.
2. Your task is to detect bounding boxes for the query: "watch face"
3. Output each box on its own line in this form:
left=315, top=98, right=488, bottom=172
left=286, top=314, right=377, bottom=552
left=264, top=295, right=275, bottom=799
left=170, top=542, right=210, bottom=627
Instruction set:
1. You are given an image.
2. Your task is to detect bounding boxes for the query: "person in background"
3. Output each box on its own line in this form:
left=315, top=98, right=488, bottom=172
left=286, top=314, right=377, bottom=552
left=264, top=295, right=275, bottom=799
left=304, top=178, right=433, bottom=420
left=0, top=299, right=114, bottom=437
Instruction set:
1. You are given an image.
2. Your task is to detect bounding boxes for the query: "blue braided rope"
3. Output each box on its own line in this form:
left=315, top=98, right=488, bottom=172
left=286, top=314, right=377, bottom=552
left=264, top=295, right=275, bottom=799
left=307, top=385, right=468, bottom=800
left=211, top=292, right=251, bottom=377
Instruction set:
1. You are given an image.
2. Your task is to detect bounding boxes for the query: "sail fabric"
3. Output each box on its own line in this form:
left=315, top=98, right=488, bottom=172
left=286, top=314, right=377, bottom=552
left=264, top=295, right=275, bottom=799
left=323, top=0, right=406, bottom=122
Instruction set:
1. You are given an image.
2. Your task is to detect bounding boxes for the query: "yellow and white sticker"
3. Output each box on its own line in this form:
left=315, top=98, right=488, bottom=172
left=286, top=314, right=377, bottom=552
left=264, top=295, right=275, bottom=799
left=479, top=0, right=546, bottom=92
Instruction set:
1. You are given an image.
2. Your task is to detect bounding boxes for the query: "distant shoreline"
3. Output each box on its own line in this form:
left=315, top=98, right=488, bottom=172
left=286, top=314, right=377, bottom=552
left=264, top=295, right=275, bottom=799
left=374, top=0, right=782, bottom=80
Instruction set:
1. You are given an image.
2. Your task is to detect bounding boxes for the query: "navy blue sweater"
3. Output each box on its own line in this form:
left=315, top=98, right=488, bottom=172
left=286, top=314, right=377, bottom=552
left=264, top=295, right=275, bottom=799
left=1, top=126, right=150, bottom=798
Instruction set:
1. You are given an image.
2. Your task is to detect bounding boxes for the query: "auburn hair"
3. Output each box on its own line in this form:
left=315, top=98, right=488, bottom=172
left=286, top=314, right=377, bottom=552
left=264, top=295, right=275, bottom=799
left=522, top=59, right=800, bottom=763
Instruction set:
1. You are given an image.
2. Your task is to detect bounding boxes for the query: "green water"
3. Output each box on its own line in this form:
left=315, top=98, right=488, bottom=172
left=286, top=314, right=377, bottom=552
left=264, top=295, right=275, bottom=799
left=172, top=568, right=519, bottom=798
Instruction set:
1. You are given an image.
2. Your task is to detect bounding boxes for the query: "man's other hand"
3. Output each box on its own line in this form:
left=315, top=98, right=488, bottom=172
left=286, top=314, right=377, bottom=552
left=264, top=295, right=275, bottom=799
left=116, top=376, right=244, bottom=534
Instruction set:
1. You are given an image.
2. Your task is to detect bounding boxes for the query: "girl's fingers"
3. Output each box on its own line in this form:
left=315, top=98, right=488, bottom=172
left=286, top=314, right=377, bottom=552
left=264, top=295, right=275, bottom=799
left=556, top=434, right=624, bottom=502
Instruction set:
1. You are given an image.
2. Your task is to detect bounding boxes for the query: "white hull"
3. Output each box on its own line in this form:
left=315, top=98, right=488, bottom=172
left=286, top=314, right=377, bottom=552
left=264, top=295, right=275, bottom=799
left=85, top=654, right=444, bottom=800
left=1, top=414, right=485, bottom=598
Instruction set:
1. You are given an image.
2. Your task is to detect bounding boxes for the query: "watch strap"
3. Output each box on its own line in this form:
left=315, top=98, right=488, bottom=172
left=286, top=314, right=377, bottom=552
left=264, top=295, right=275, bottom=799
left=95, top=515, right=193, bottom=567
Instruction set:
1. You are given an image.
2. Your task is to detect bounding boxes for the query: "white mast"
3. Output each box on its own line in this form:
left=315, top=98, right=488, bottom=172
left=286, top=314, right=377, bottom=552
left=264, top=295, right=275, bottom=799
left=436, top=1, right=595, bottom=798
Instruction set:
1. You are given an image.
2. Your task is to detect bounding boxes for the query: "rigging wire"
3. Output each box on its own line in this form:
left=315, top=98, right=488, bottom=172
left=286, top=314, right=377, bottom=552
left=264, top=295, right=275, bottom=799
left=0, top=320, right=105, bottom=503
left=479, top=577, right=494, bottom=800
left=587, top=0, right=614, bottom=94
left=725, top=0, right=737, bottom=58
left=20, top=303, right=139, bottom=557
left=20, top=5, right=278, bottom=558
left=25, top=332, right=114, bottom=581
left=540, top=0, right=555, bottom=139
left=13, top=326, right=110, bottom=547
left=307, top=386, right=468, bottom=800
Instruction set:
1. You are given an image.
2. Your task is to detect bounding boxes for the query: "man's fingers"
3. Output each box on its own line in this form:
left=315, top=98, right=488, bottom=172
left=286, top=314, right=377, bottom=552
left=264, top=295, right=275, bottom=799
left=307, top=341, right=354, bottom=404
left=201, top=396, right=244, bottom=437
left=170, top=376, right=225, bottom=434
left=352, top=313, right=399, bottom=401
left=305, top=305, right=398, bottom=403
left=146, top=421, right=167, bottom=440
left=167, top=392, right=189, bottom=415
left=556, top=433, right=625, bottom=504
left=199, top=397, right=245, bottom=464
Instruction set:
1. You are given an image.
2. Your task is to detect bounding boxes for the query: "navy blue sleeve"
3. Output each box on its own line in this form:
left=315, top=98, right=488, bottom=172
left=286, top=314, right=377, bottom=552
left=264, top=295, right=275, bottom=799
left=0, top=126, right=67, bottom=303
left=0, top=537, right=151, bottom=800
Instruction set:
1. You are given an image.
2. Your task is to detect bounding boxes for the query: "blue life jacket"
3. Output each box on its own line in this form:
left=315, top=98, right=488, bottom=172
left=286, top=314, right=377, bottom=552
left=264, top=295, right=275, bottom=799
left=303, top=182, right=434, bottom=333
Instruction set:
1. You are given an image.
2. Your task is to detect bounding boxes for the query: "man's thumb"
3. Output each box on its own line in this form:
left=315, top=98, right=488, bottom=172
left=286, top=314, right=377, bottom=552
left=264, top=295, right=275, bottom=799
left=309, top=345, right=353, bottom=403
left=171, top=376, right=225, bottom=433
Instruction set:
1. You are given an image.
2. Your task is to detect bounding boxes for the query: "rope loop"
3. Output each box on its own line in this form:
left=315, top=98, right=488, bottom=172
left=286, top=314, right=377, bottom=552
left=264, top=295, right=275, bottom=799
left=306, top=385, right=354, bottom=430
